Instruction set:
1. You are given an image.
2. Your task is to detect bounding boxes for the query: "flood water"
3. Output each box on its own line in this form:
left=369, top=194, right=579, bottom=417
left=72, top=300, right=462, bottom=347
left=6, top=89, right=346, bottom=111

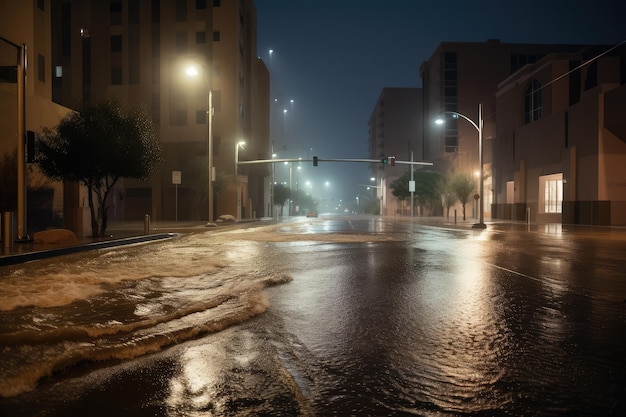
left=1, top=217, right=625, bottom=416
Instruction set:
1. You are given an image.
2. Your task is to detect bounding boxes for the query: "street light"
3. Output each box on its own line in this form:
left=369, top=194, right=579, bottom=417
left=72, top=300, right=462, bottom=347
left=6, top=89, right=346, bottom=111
left=185, top=64, right=215, bottom=226
left=435, top=103, right=486, bottom=229
left=235, top=141, right=245, bottom=174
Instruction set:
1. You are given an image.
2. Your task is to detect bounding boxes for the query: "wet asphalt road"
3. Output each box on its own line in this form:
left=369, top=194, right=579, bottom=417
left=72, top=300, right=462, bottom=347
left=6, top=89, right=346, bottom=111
left=1, top=215, right=625, bottom=416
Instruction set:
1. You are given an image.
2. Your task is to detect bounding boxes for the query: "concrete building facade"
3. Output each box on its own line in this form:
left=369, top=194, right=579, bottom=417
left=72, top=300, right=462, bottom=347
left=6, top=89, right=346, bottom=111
left=1, top=0, right=73, bottom=238
left=368, top=87, right=422, bottom=216
left=420, top=40, right=591, bottom=221
left=492, top=44, right=626, bottom=225
left=49, top=0, right=269, bottom=229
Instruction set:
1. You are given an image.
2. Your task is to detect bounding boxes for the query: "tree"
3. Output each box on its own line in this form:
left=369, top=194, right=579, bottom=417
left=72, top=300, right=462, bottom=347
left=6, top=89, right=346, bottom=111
left=389, top=169, right=445, bottom=215
left=273, top=183, right=290, bottom=215
left=441, top=178, right=458, bottom=219
left=448, top=172, right=475, bottom=220
left=294, top=190, right=317, bottom=214
left=37, top=100, right=162, bottom=237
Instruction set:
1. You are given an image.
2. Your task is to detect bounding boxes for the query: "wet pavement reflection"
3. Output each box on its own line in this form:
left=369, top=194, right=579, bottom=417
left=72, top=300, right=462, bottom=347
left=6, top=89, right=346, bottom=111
left=1, top=216, right=625, bottom=416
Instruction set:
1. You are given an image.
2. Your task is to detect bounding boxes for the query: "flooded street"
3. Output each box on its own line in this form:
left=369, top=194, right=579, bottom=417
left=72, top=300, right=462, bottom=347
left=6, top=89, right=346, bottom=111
left=1, top=216, right=625, bottom=416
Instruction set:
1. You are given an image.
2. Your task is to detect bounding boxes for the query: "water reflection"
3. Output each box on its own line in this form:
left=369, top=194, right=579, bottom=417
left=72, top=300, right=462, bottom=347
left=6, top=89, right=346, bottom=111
left=166, top=344, right=220, bottom=414
left=411, top=239, right=511, bottom=412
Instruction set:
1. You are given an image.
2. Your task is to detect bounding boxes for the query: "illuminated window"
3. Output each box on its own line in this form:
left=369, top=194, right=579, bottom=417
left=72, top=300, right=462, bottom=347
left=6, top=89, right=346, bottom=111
left=543, top=177, right=563, bottom=213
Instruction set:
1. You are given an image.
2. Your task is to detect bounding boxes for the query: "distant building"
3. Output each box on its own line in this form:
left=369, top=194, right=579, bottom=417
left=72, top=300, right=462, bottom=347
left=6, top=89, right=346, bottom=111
left=492, top=44, right=626, bottom=225
left=49, top=0, right=270, bottom=229
left=368, top=87, right=422, bottom=216
left=0, top=0, right=73, bottom=237
left=420, top=40, right=596, bottom=221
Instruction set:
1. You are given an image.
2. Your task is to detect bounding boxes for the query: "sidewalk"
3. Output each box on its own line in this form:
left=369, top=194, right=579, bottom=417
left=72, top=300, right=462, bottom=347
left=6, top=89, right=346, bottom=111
left=0, top=220, right=262, bottom=267
left=398, top=214, right=626, bottom=238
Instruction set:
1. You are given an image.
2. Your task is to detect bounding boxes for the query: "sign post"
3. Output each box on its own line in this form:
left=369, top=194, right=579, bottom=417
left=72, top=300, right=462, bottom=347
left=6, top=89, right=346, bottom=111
left=172, top=171, right=182, bottom=222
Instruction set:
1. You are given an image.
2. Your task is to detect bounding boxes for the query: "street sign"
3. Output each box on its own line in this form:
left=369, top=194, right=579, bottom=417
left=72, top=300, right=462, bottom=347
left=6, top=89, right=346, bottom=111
left=172, top=171, right=182, bottom=185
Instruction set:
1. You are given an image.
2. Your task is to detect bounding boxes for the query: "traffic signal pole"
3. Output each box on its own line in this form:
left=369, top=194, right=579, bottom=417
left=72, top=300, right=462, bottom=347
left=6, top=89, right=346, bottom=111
left=237, top=157, right=432, bottom=167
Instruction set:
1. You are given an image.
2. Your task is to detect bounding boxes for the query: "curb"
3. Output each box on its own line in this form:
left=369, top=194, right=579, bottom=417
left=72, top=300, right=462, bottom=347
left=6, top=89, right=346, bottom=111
left=0, top=233, right=179, bottom=267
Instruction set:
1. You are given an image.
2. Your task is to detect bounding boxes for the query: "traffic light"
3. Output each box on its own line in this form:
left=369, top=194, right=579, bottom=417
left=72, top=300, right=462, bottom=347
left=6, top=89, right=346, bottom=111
left=389, top=156, right=395, bottom=166
left=313, top=156, right=318, bottom=166
left=380, top=157, right=388, bottom=164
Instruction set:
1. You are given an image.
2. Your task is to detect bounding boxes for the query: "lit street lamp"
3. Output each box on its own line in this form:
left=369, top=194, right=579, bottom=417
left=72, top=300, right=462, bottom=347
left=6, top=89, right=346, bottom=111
left=235, top=140, right=245, bottom=174
left=185, top=65, right=215, bottom=226
left=436, top=103, right=486, bottom=229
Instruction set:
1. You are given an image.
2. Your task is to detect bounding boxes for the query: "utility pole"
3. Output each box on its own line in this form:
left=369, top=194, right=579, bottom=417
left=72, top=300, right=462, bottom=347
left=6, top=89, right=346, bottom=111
left=0, top=36, right=27, bottom=239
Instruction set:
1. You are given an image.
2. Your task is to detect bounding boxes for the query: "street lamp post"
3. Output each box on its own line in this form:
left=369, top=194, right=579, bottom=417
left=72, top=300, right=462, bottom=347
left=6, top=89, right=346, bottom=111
left=286, top=161, right=292, bottom=216
left=185, top=65, right=215, bottom=226
left=436, top=103, right=486, bottom=229
left=295, top=165, right=301, bottom=215
left=1, top=36, right=27, bottom=239
left=235, top=141, right=245, bottom=219
left=271, top=149, right=276, bottom=218
left=235, top=141, right=245, bottom=174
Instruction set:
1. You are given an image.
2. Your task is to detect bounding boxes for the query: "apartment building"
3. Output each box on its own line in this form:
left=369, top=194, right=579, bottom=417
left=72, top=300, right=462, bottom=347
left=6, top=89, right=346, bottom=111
left=0, top=0, right=72, bottom=238
left=49, top=0, right=269, bottom=227
left=492, top=44, right=626, bottom=225
left=420, top=40, right=586, bottom=220
left=368, top=87, right=423, bottom=216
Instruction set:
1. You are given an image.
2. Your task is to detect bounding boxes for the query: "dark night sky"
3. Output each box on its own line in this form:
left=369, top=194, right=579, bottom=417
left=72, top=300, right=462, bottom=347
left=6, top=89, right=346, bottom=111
left=255, top=0, right=625, bottom=209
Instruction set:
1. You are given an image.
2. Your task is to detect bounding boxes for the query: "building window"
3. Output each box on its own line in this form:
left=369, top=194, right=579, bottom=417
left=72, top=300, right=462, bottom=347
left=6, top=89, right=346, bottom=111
left=524, top=79, right=542, bottom=123
left=110, top=1, right=122, bottom=25
left=506, top=181, right=514, bottom=204
left=111, top=35, right=122, bottom=52
left=151, top=0, right=160, bottom=23
left=443, top=51, right=458, bottom=112
left=213, top=31, right=220, bottom=42
left=213, top=0, right=220, bottom=6
left=196, top=0, right=206, bottom=9
left=196, top=31, right=206, bottom=44
left=37, top=0, right=44, bottom=11
left=37, top=54, right=45, bottom=82
left=196, top=110, right=207, bottom=124
left=540, top=174, right=563, bottom=214
left=443, top=51, right=458, bottom=153
left=129, top=29, right=140, bottom=84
